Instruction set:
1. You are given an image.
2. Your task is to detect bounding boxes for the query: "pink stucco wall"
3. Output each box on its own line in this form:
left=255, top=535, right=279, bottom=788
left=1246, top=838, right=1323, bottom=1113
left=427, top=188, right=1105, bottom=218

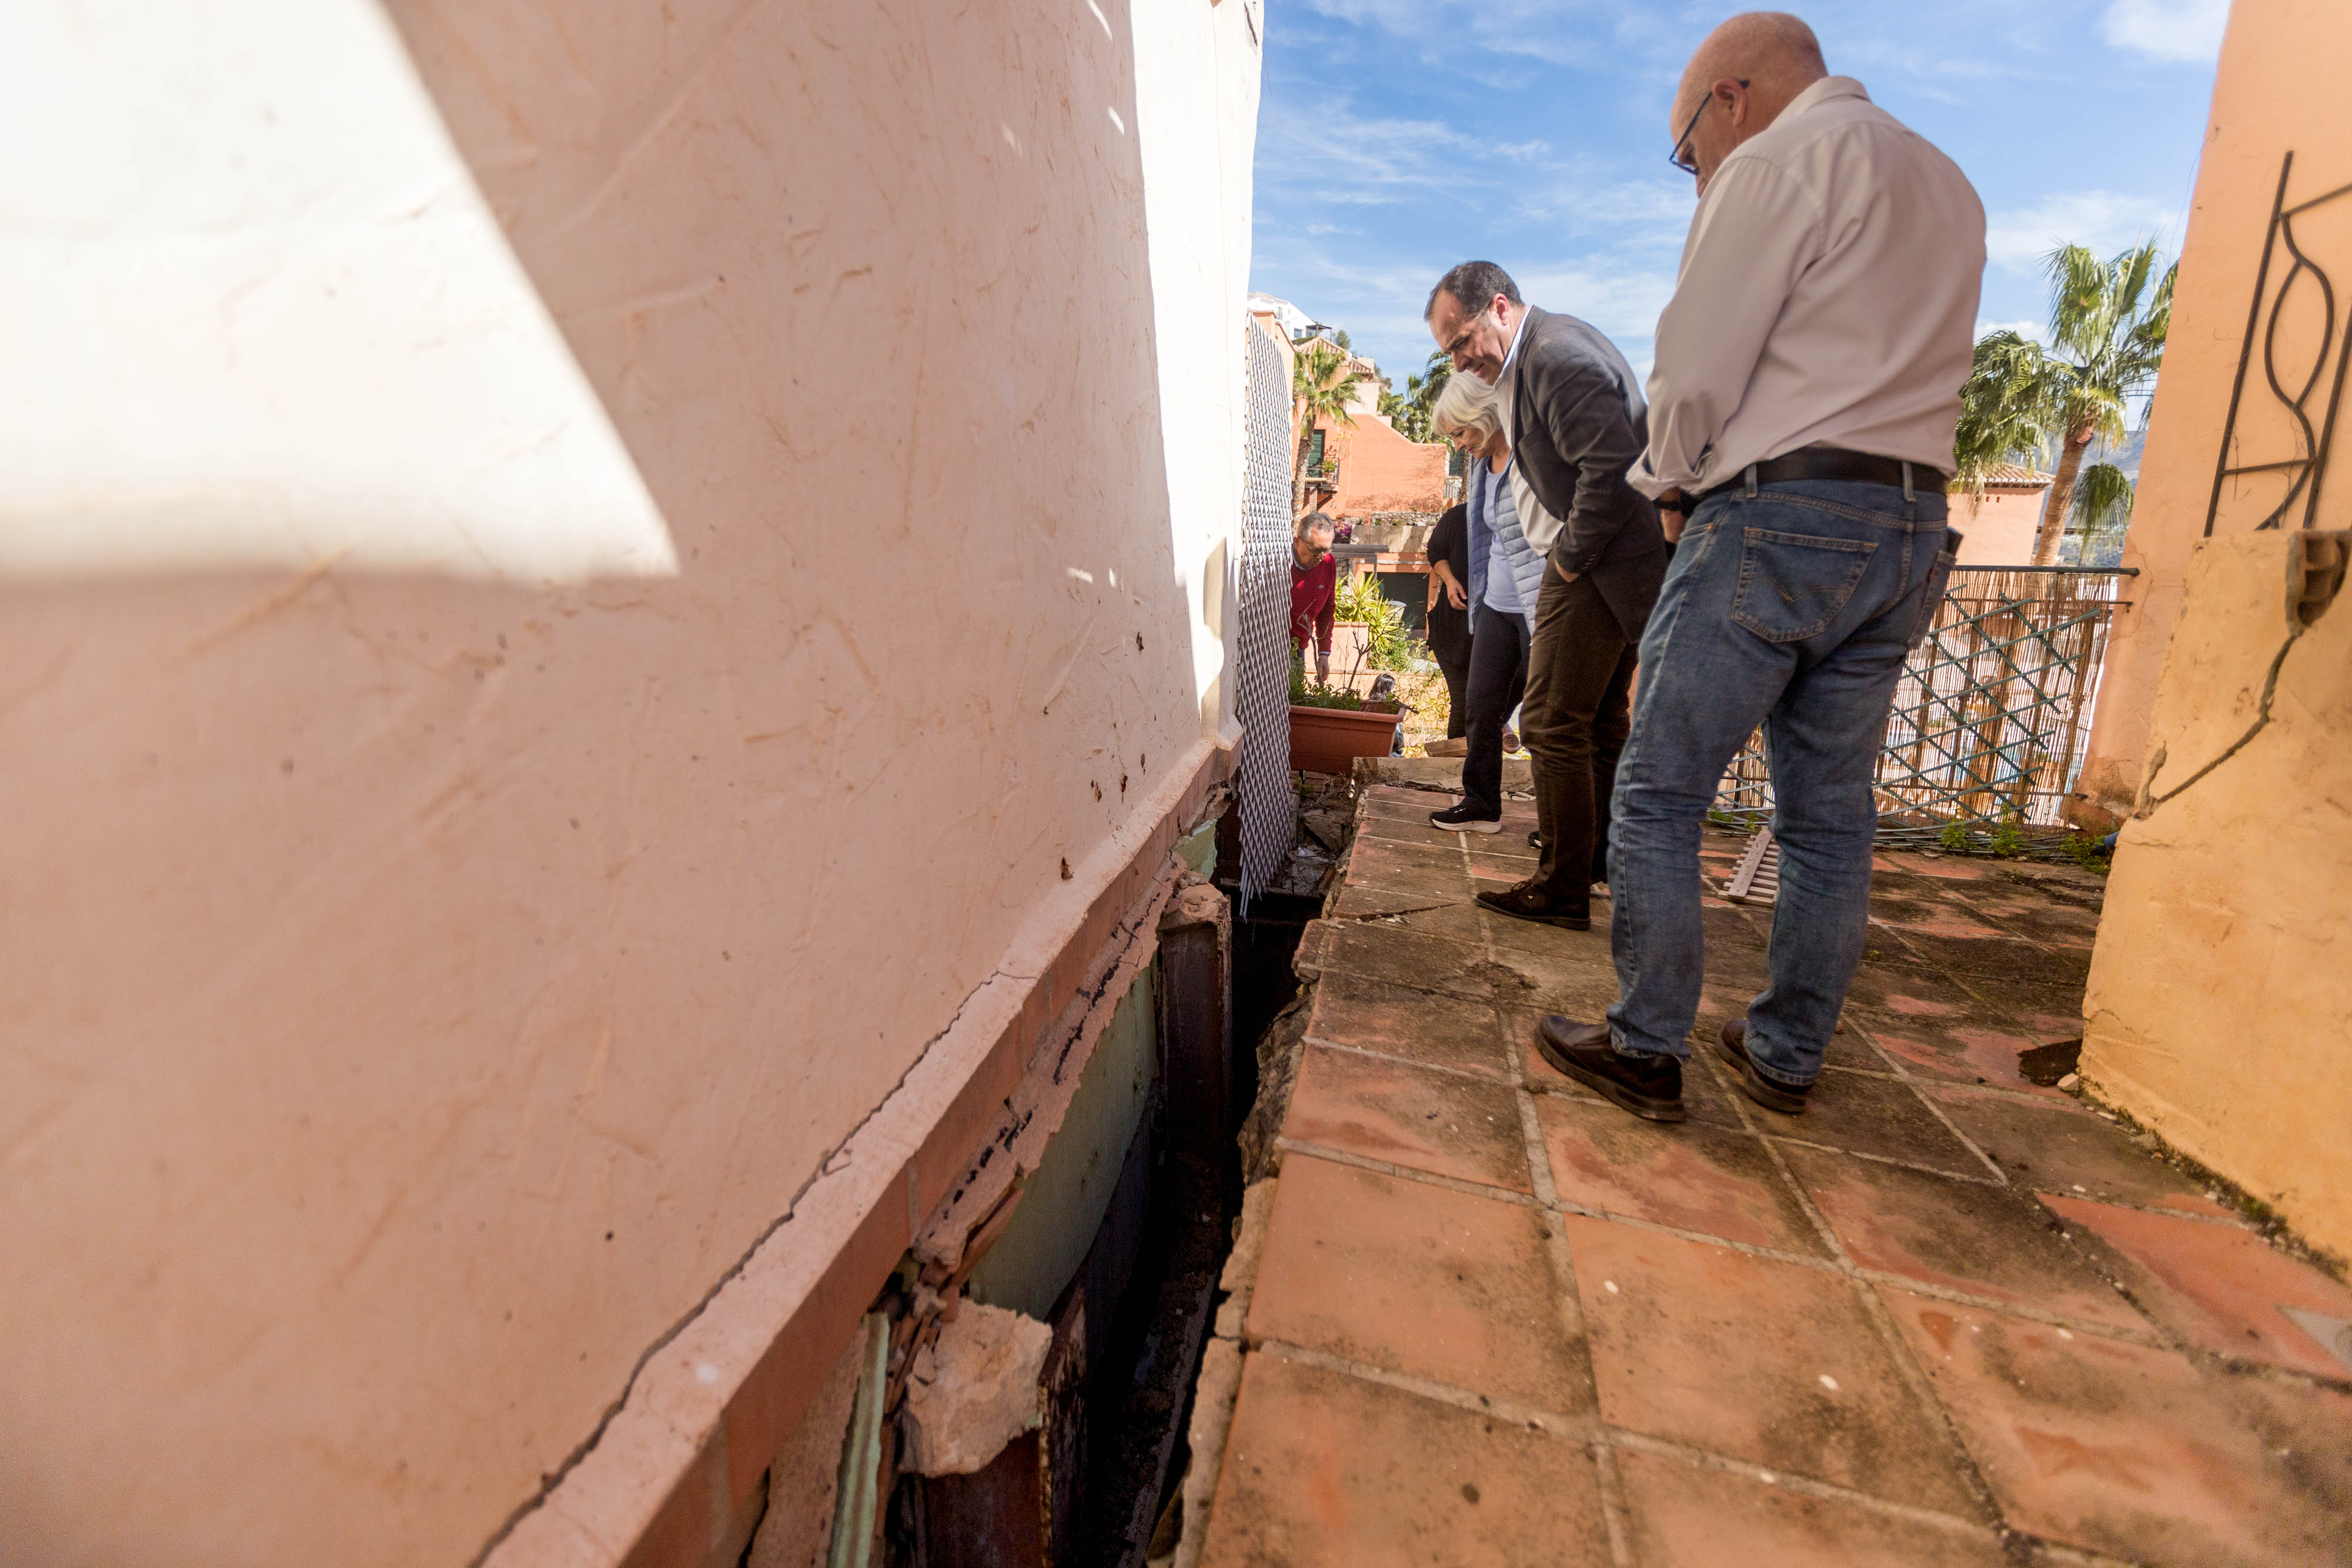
left=1321, top=414, right=1449, bottom=517
left=0, top=2, right=1255, bottom=1563
left=1951, top=482, right=2052, bottom=566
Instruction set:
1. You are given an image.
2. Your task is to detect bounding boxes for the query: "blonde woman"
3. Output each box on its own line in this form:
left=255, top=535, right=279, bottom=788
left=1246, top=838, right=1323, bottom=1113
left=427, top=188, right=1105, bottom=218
left=1426, top=375, right=1544, bottom=833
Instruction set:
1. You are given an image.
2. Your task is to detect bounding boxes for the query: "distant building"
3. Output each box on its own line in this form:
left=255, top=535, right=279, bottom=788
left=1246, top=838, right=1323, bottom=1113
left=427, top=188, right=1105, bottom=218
left=1950, top=462, right=2053, bottom=565
left=1245, top=291, right=1314, bottom=340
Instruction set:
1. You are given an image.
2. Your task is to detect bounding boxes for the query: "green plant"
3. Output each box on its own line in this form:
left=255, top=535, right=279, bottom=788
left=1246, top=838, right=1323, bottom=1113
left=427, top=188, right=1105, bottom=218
left=1289, top=681, right=1389, bottom=712
left=1987, top=815, right=2030, bottom=858
left=1937, top=820, right=1975, bottom=852
left=1332, top=573, right=1414, bottom=672
left=2060, top=833, right=2114, bottom=874
left=1955, top=242, right=2174, bottom=564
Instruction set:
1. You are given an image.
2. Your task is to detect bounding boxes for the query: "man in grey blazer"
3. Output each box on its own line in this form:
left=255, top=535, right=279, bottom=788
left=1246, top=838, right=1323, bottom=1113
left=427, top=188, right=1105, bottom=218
left=1426, top=262, right=1668, bottom=930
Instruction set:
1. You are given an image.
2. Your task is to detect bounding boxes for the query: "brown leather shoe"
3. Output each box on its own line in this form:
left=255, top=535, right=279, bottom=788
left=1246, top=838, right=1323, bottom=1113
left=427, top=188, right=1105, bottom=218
left=1716, top=1019, right=1810, bottom=1115
left=1535, top=1017, right=1686, bottom=1122
left=1476, top=877, right=1590, bottom=930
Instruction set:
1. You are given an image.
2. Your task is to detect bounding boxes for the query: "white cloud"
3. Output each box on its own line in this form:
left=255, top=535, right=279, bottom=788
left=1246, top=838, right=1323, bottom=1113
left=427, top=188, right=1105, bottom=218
left=1983, top=191, right=2177, bottom=271
left=2099, top=0, right=2227, bottom=63
left=1976, top=317, right=2047, bottom=343
left=1255, top=98, right=1546, bottom=211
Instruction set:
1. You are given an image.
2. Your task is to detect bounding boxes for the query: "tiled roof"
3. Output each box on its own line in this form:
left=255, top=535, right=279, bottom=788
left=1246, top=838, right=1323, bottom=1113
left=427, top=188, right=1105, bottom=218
left=1974, top=462, right=2051, bottom=486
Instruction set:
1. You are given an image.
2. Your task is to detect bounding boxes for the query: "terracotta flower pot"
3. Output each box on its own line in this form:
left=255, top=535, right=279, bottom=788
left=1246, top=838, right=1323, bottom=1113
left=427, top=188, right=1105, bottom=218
left=1288, top=702, right=1401, bottom=776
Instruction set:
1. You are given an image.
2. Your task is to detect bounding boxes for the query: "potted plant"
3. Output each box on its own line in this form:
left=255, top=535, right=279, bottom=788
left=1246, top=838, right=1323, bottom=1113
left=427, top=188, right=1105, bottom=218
left=1288, top=679, right=1402, bottom=775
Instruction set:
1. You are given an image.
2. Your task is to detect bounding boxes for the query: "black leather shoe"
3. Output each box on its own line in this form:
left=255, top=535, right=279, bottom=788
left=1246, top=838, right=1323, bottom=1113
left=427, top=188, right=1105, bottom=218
left=1716, top=1019, right=1811, bottom=1115
left=1476, top=878, right=1591, bottom=930
left=1535, top=1017, right=1686, bottom=1123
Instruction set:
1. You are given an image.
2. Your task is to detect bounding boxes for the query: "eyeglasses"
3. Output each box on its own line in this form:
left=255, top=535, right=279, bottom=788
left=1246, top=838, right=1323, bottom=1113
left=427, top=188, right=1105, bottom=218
left=1668, top=79, right=1748, bottom=175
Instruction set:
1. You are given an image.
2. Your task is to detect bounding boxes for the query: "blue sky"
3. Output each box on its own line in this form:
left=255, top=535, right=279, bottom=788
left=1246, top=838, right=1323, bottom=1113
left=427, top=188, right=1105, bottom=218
left=1249, top=0, right=2226, bottom=392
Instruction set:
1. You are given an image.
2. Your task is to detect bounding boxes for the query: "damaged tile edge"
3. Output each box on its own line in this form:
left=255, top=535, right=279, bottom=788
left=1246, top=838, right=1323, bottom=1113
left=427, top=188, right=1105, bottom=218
left=472, top=738, right=1231, bottom=1568
left=1169, top=1175, right=1279, bottom=1568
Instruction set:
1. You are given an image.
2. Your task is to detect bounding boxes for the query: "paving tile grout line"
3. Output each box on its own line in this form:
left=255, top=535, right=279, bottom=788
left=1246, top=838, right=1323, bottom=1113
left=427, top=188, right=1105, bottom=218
left=1601, top=1430, right=2009, bottom=1543
left=1586, top=1440, right=1639, bottom=1568
left=1250, top=1336, right=2026, bottom=1553
left=1699, top=1041, right=2014, bottom=1524
left=1253, top=1339, right=1598, bottom=1440
left=1759, top=1131, right=2006, bottom=1187
left=1301, top=1032, right=1509, bottom=1084
left=1269, top=1138, right=2173, bottom=1349
left=1467, top=827, right=1636, bottom=1560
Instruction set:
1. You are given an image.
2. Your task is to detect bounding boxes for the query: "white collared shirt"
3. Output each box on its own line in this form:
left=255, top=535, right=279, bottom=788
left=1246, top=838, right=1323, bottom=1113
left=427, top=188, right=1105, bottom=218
left=1629, top=76, right=1986, bottom=497
left=1492, top=310, right=1565, bottom=551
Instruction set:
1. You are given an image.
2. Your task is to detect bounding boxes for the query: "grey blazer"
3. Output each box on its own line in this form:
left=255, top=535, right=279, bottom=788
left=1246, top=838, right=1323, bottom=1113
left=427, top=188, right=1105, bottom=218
left=1502, top=306, right=1669, bottom=642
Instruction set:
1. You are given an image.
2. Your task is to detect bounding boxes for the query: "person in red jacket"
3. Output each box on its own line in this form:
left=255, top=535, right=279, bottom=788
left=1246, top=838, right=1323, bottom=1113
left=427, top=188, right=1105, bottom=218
left=1290, top=513, right=1338, bottom=684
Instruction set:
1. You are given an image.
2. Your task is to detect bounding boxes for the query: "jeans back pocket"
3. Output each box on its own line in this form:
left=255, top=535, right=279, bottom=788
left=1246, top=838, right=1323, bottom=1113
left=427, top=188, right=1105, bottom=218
left=1731, top=527, right=1878, bottom=643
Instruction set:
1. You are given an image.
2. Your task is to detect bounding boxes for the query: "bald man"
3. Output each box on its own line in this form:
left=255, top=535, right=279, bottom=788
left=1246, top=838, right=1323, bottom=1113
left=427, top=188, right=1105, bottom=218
left=1535, top=13, right=1985, bottom=1125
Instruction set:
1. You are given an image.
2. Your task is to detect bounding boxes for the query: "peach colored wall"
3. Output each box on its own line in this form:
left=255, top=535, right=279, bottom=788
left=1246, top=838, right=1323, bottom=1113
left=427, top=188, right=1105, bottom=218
left=2070, top=0, right=2352, bottom=827
left=1320, top=414, right=1449, bottom=517
left=0, top=2, right=1257, bottom=1565
left=1951, top=483, right=2050, bottom=566
left=2081, top=533, right=2352, bottom=1262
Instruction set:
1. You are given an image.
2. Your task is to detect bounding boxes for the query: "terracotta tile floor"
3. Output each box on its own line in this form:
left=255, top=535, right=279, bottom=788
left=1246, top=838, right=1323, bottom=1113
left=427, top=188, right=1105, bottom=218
left=1191, top=785, right=2352, bottom=1567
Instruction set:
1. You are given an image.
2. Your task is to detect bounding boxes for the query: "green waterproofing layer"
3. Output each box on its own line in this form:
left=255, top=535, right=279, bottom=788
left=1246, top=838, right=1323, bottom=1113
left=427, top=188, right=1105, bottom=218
left=826, top=1313, right=891, bottom=1568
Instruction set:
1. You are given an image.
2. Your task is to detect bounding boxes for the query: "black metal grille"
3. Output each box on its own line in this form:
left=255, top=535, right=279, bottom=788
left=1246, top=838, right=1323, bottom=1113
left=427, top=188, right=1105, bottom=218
left=2206, top=150, right=2352, bottom=536
left=1235, top=323, right=1298, bottom=910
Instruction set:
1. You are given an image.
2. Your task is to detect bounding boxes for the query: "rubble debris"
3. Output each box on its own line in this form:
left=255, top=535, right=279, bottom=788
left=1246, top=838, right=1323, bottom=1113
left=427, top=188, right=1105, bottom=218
left=899, top=1304, right=1053, bottom=1477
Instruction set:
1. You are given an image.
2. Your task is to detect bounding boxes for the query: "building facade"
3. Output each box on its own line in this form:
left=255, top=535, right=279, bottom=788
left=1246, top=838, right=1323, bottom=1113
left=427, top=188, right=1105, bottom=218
left=0, top=2, right=1265, bottom=1564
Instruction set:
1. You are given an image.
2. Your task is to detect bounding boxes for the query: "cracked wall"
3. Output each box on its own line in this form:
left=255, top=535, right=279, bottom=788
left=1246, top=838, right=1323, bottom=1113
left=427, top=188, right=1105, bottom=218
left=2082, top=532, right=2352, bottom=1262
left=0, top=1, right=1259, bottom=1564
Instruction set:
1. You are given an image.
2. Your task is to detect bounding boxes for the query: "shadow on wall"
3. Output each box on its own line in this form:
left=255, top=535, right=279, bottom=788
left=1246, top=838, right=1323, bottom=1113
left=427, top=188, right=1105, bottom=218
left=0, top=1, right=1210, bottom=1566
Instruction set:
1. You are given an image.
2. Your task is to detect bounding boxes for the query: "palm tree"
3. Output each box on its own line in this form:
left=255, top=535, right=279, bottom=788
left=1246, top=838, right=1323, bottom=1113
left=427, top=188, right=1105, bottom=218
left=1380, top=348, right=1452, bottom=444
left=1292, top=339, right=1362, bottom=512
left=1955, top=242, right=2174, bottom=564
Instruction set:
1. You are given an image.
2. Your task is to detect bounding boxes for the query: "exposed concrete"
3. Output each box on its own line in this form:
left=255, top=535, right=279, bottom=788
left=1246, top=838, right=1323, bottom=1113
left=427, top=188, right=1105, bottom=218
left=746, top=1340, right=863, bottom=1568
left=900, top=1306, right=1053, bottom=1478
left=965, top=954, right=1161, bottom=1321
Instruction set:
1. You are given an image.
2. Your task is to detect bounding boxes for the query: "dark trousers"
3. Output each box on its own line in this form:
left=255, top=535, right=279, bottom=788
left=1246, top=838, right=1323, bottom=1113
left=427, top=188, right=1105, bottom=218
left=1523, top=570, right=1636, bottom=897
left=1428, top=606, right=1472, bottom=739
left=1458, top=610, right=1529, bottom=816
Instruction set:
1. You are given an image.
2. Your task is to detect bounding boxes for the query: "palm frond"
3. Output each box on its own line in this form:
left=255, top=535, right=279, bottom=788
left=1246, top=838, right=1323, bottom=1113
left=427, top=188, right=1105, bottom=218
left=2070, top=461, right=2135, bottom=537
left=1955, top=330, right=2059, bottom=487
left=2044, top=245, right=2112, bottom=358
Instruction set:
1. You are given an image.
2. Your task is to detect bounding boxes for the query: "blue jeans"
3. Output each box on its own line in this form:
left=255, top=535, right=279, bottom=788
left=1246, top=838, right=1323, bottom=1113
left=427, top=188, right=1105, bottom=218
left=1605, top=479, right=1958, bottom=1085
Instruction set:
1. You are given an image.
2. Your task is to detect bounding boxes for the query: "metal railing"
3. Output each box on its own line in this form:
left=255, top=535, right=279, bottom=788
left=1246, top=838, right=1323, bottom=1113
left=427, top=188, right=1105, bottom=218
left=1712, top=566, right=2133, bottom=851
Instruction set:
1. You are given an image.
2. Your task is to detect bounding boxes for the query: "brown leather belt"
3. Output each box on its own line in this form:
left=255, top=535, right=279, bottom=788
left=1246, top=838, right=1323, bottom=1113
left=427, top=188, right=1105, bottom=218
left=1692, top=447, right=1949, bottom=506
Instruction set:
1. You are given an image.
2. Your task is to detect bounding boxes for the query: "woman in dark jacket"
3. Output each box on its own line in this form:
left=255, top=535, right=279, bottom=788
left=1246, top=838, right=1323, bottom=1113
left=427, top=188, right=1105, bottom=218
left=1422, top=502, right=1471, bottom=742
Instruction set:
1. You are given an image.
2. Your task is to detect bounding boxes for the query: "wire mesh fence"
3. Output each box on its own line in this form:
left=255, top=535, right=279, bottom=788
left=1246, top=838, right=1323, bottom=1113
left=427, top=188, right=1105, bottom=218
left=1711, top=567, right=2132, bottom=853
left=1234, top=321, right=1299, bottom=909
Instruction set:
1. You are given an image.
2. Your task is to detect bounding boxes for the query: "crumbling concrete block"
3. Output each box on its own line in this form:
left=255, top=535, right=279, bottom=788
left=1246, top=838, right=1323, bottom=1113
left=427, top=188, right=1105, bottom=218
left=898, top=1304, right=1051, bottom=1477
left=747, top=1335, right=864, bottom=1568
